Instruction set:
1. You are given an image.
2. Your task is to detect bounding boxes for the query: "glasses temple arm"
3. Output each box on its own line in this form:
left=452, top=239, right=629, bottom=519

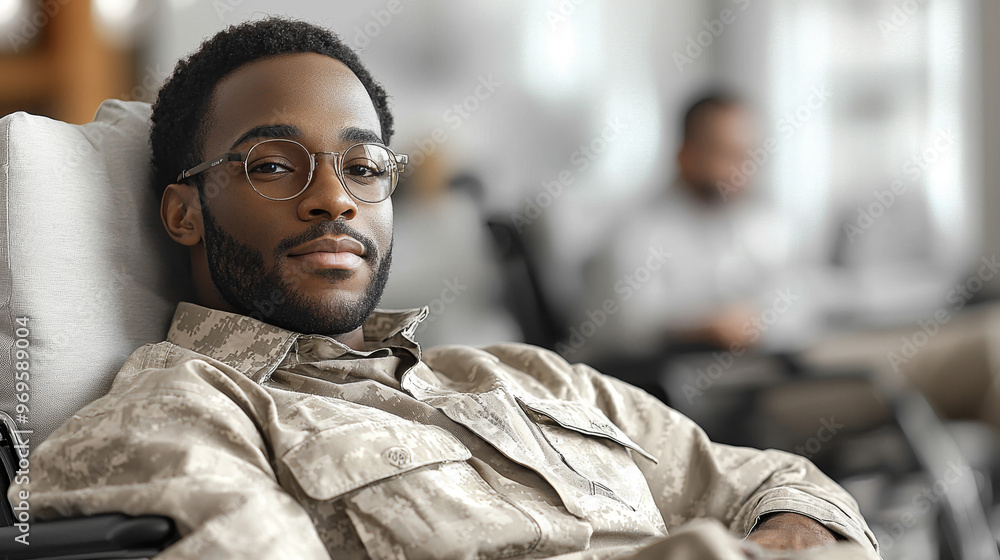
left=394, top=153, right=408, bottom=173
left=176, top=153, right=243, bottom=182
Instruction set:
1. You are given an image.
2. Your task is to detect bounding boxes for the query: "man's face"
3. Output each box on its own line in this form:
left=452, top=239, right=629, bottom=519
left=680, top=106, right=755, bottom=198
left=195, top=52, right=393, bottom=335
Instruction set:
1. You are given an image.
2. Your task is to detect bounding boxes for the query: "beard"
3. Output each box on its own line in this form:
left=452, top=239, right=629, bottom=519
left=201, top=206, right=392, bottom=336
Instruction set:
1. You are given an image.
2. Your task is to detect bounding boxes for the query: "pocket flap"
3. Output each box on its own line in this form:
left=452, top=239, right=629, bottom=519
left=282, top=420, right=472, bottom=501
left=517, top=397, right=657, bottom=463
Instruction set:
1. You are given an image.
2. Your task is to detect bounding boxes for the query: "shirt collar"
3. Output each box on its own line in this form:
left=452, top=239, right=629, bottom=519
left=166, top=302, right=428, bottom=382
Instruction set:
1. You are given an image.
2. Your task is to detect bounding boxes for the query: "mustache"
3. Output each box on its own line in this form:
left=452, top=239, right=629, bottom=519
left=274, top=221, right=379, bottom=262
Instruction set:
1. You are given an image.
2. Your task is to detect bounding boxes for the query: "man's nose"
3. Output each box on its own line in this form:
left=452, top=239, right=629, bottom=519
left=296, top=153, right=358, bottom=221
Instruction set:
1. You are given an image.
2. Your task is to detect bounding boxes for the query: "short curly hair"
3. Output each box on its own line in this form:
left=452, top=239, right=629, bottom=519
left=150, top=17, right=395, bottom=198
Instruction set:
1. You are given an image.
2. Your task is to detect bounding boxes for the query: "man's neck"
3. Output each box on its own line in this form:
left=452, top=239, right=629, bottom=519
left=333, top=328, right=366, bottom=352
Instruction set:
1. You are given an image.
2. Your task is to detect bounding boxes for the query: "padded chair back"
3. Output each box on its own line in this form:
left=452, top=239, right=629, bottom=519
left=0, top=100, right=192, bottom=442
left=485, top=217, right=564, bottom=349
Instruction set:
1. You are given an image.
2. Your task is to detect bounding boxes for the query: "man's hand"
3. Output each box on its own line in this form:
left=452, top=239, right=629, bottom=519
left=619, top=518, right=870, bottom=560
left=745, top=512, right=841, bottom=551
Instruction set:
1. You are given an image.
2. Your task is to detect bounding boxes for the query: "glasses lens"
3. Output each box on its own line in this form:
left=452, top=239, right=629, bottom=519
left=341, top=144, right=396, bottom=202
left=245, top=140, right=312, bottom=200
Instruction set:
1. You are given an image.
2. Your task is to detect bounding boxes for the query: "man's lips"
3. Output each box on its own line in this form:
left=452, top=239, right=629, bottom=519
left=287, top=236, right=366, bottom=269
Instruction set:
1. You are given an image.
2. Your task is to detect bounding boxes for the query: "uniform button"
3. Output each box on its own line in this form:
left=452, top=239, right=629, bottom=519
left=384, top=446, right=412, bottom=468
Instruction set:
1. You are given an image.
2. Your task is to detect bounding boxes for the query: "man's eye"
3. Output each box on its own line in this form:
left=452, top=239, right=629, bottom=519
left=344, top=159, right=386, bottom=178
left=249, top=161, right=293, bottom=175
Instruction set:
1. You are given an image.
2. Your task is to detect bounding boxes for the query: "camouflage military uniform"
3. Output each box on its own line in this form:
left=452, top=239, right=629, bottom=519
left=13, top=302, right=879, bottom=559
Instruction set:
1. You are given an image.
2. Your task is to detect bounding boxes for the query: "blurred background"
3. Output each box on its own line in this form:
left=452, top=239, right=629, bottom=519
left=4, top=0, right=1000, bottom=557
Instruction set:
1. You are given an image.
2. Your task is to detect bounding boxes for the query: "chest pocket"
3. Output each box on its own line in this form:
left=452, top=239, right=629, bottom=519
left=281, top=420, right=471, bottom=500
left=279, top=420, right=542, bottom=560
left=517, top=396, right=658, bottom=513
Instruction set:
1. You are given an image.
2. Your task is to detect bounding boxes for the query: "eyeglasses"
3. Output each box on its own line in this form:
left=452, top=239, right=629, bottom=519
left=176, top=139, right=408, bottom=203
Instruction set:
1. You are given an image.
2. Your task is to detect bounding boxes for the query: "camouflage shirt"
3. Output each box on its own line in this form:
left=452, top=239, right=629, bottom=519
left=14, top=302, right=879, bottom=559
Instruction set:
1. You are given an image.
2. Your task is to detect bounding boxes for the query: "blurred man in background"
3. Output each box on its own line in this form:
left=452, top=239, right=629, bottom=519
left=582, top=93, right=793, bottom=359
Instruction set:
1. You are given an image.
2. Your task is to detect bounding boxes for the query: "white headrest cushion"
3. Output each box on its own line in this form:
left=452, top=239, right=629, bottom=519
left=0, top=99, right=192, bottom=442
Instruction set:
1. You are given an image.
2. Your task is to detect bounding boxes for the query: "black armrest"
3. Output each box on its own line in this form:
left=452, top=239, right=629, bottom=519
left=0, top=415, right=175, bottom=559
left=0, top=513, right=176, bottom=560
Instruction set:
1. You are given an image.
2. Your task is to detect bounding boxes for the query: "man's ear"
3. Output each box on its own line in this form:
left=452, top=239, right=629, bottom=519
left=160, top=183, right=204, bottom=247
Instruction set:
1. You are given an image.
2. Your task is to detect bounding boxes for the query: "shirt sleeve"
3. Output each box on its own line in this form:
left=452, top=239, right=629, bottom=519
left=573, top=361, right=880, bottom=556
left=9, top=358, right=331, bottom=560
